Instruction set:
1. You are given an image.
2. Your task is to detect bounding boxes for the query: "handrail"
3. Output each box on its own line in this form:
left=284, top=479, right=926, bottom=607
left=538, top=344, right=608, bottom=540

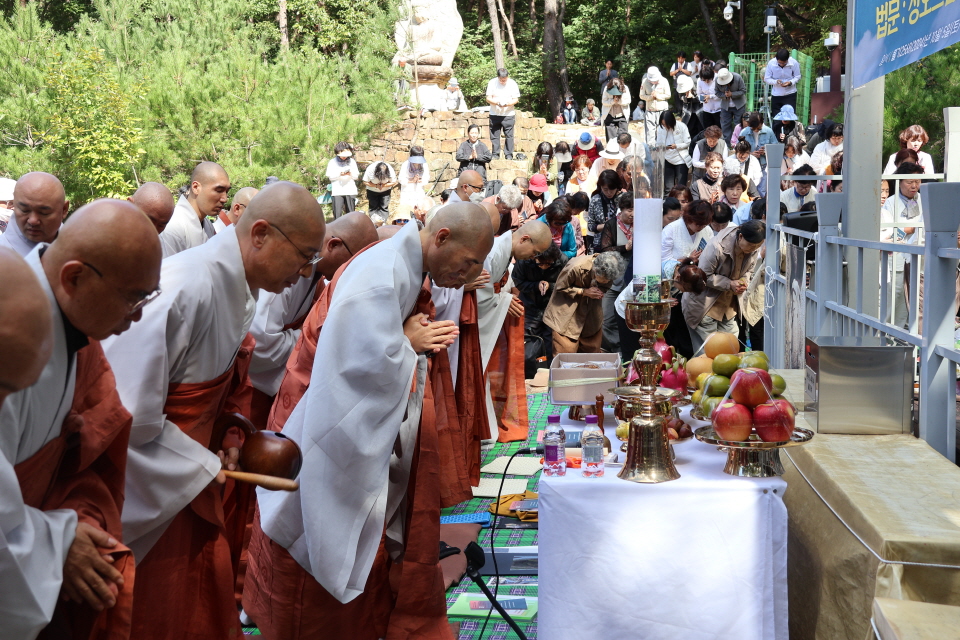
left=937, top=247, right=960, bottom=260
left=773, top=224, right=817, bottom=241
left=824, top=235, right=925, bottom=255
left=823, top=301, right=922, bottom=346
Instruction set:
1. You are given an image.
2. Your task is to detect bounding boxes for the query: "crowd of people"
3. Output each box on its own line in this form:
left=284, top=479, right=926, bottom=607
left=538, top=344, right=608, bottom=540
left=0, top=45, right=943, bottom=639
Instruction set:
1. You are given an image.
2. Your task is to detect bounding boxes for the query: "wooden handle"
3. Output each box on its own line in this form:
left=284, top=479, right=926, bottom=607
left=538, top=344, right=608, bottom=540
left=222, top=470, right=299, bottom=492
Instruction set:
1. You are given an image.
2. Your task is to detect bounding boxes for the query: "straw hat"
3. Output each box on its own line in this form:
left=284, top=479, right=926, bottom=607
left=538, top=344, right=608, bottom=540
left=716, top=68, right=734, bottom=85
left=599, top=142, right=625, bottom=161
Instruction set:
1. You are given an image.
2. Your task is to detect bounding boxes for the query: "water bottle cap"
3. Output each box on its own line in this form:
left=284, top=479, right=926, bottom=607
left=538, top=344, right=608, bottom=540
left=585, top=415, right=599, bottom=424
left=547, top=415, right=561, bottom=424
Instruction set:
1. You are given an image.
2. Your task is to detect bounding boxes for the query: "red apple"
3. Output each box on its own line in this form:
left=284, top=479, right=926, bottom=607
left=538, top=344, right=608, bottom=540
left=730, top=368, right=774, bottom=408
left=753, top=400, right=795, bottom=442
left=712, top=401, right=753, bottom=441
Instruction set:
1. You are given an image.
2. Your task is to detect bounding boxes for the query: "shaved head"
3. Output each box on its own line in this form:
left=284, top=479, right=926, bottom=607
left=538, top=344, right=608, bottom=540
left=129, top=182, right=174, bottom=234
left=226, top=186, right=259, bottom=225
left=236, top=181, right=326, bottom=294
left=12, top=172, right=68, bottom=245
left=512, top=219, right=553, bottom=260
left=317, top=211, right=378, bottom=279
left=455, top=170, right=484, bottom=202
left=0, top=248, right=53, bottom=407
left=479, top=202, right=501, bottom=233
left=42, top=199, right=162, bottom=340
left=421, top=203, right=494, bottom=289
left=187, top=161, right=230, bottom=219
left=377, top=225, right=401, bottom=240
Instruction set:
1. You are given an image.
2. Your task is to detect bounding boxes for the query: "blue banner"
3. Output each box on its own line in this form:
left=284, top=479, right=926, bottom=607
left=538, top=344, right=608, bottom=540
left=853, top=0, right=960, bottom=88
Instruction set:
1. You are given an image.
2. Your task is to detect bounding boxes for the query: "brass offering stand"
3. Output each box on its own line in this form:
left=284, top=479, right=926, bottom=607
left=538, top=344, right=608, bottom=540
left=693, top=426, right=814, bottom=477
left=617, top=282, right=680, bottom=483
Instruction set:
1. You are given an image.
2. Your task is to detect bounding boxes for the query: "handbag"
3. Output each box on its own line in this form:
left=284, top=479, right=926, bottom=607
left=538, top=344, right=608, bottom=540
left=523, top=332, right=547, bottom=379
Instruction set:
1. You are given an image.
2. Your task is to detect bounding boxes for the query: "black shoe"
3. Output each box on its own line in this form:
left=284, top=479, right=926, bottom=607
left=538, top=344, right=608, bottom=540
left=505, top=154, right=514, bottom=160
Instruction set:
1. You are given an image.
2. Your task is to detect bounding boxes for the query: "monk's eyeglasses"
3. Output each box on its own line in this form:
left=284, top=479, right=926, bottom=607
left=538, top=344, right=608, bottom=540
left=332, top=236, right=353, bottom=257
left=268, top=222, right=322, bottom=266
left=82, top=262, right=162, bottom=313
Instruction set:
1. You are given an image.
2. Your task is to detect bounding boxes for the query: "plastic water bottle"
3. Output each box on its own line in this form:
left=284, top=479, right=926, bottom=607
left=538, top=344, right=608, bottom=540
left=543, top=414, right=566, bottom=476
left=581, top=415, right=605, bottom=478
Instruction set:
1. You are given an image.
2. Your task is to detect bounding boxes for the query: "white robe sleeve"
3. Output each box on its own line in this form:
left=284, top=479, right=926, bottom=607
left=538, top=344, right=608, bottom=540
left=257, top=254, right=419, bottom=604
left=475, top=233, right=514, bottom=368
left=100, top=296, right=221, bottom=557
left=248, top=286, right=306, bottom=396
left=0, top=458, right=76, bottom=640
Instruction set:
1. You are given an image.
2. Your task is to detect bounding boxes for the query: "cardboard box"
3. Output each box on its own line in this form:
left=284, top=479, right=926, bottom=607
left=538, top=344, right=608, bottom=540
left=548, top=353, right=622, bottom=405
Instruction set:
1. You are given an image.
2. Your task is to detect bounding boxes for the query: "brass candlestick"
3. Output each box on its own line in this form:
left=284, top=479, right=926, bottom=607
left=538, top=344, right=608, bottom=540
left=618, top=282, right=680, bottom=483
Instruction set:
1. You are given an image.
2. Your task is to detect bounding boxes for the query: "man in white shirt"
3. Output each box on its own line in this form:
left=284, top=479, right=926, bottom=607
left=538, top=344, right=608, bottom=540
left=881, top=162, right=924, bottom=328
left=780, top=165, right=817, bottom=212
left=485, top=68, right=521, bottom=160
left=159, top=161, right=229, bottom=258
left=0, top=172, right=68, bottom=257
left=669, top=51, right=696, bottom=115
left=764, top=49, right=802, bottom=140
left=212, top=186, right=258, bottom=234
left=129, top=182, right=175, bottom=234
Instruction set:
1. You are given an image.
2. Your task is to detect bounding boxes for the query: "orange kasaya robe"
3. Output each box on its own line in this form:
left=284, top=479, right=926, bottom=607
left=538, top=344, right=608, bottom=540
left=15, top=341, right=136, bottom=640
left=453, top=291, right=486, bottom=486
left=224, top=278, right=326, bottom=606
left=484, top=274, right=529, bottom=443
left=243, top=267, right=456, bottom=639
left=127, top=334, right=255, bottom=640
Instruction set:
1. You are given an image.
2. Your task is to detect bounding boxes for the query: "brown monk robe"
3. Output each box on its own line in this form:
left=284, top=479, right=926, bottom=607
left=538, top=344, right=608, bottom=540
left=22, top=342, right=137, bottom=640
left=0, top=202, right=162, bottom=640
left=486, top=275, right=530, bottom=442
left=245, top=206, right=492, bottom=640
left=101, top=183, right=325, bottom=640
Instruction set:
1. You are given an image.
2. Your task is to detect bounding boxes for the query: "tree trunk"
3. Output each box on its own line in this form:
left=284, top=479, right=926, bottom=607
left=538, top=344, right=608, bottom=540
left=620, top=2, right=630, bottom=57
left=776, top=18, right=798, bottom=48
left=487, top=0, right=506, bottom=69
left=698, top=0, right=722, bottom=58
left=497, top=0, right=519, bottom=57
left=278, top=0, right=289, bottom=51
left=510, top=0, right=515, bottom=27
left=542, top=0, right=564, bottom=118
left=530, top=0, right=537, bottom=24
left=557, top=0, right=572, bottom=98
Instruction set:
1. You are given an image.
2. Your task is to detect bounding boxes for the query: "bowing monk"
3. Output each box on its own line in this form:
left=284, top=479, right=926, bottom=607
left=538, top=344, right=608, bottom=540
left=247, top=212, right=378, bottom=424
left=129, top=182, right=175, bottom=234
left=214, top=186, right=259, bottom=234
left=0, top=172, right=69, bottom=256
left=0, top=248, right=52, bottom=407
left=101, top=182, right=325, bottom=640
left=159, top=161, right=230, bottom=257
left=0, top=201, right=163, bottom=639
left=246, top=204, right=493, bottom=640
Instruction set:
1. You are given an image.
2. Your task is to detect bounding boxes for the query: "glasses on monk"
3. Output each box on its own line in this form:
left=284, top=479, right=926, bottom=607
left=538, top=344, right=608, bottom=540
left=332, top=235, right=354, bottom=257
left=82, top=262, right=161, bottom=313
left=464, top=182, right=484, bottom=192
left=269, top=222, right=322, bottom=267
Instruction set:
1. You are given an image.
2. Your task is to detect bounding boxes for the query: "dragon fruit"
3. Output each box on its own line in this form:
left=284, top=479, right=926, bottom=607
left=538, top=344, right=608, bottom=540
left=659, top=358, right=687, bottom=393
left=653, top=333, right=675, bottom=365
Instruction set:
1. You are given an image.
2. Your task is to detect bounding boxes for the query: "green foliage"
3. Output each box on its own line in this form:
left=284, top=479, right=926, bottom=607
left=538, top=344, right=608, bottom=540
left=0, top=0, right=399, bottom=205
left=242, top=0, right=389, bottom=54
left=44, top=48, right=144, bottom=200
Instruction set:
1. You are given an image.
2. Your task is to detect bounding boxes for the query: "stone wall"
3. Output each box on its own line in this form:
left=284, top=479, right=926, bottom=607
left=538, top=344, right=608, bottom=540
left=354, top=110, right=551, bottom=192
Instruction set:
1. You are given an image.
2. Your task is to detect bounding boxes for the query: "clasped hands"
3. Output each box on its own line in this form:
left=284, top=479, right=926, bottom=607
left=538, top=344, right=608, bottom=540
left=404, top=313, right=460, bottom=355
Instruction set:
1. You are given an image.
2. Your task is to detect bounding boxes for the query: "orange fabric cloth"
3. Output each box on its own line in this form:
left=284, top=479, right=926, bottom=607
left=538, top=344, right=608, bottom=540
left=454, top=291, right=486, bottom=485
left=15, top=341, right=135, bottom=640
left=485, top=274, right=529, bottom=443
left=242, top=373, right=453, bottom=640
left=128, top=336, right=254, bottom=640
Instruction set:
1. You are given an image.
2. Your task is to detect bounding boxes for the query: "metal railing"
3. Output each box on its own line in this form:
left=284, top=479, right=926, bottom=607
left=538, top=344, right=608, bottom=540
left=763, top=144, right=960, bottom=461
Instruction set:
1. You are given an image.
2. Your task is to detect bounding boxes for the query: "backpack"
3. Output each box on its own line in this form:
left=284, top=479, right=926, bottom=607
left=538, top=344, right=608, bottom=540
left=524, top=332, right=547, bottom=379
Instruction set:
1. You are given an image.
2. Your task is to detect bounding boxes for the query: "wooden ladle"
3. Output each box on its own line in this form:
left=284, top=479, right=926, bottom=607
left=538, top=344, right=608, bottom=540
left=210, top=412, right=303, bottom=492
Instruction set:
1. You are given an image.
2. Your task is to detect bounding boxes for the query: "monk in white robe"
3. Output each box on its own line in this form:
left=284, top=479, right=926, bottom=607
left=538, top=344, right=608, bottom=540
left=102, top=182, right=325, bottom=640
left=247, top=204, right=493, bottom=640
left=0, top=248, right=52, bottom=406
left=0, top=172, right=69, bottom=256
left=0, top=202, right=162, bottom=640
left=476, top=219, right=552, bottom=441
left=213, top=186, right=258, bottom=234
left=128, top=182, right=175, bottom=234
left=159, top=161, right=229, bottom=257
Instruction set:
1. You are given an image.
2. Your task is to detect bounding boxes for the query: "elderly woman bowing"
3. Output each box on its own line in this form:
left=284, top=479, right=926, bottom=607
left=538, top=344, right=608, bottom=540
left=543, top=251, right=626, bottom=354
left=681, top=219, right=765, bottom=350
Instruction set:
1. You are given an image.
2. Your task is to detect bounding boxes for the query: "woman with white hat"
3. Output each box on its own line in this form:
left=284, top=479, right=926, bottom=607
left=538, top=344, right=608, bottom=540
left=443, top=77, right=468, bottom=112
left=638, top=66, right=671, bottom=146
left=601, top=76, right=632, bottom=142
left=656, top=111, right=692, bottom=191
left=587, top=141, right=625, bottom=184
left=398, top=144, right=431, bottom=209
left=325, top=141, right=359, bottom=219
left=773, top=104, right=806, bottom=143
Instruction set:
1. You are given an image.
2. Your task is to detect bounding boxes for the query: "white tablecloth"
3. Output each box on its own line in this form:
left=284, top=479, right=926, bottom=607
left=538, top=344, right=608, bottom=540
left=540, top=407, right=788, bottom=640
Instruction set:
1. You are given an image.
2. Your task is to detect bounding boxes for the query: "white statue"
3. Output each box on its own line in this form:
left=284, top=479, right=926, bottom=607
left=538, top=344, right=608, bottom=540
left=393, top=0, right=464, bottom=110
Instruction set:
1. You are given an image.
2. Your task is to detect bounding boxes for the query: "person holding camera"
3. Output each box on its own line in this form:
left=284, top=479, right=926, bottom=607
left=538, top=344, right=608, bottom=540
left=764, top=49, right=802, bottom=140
